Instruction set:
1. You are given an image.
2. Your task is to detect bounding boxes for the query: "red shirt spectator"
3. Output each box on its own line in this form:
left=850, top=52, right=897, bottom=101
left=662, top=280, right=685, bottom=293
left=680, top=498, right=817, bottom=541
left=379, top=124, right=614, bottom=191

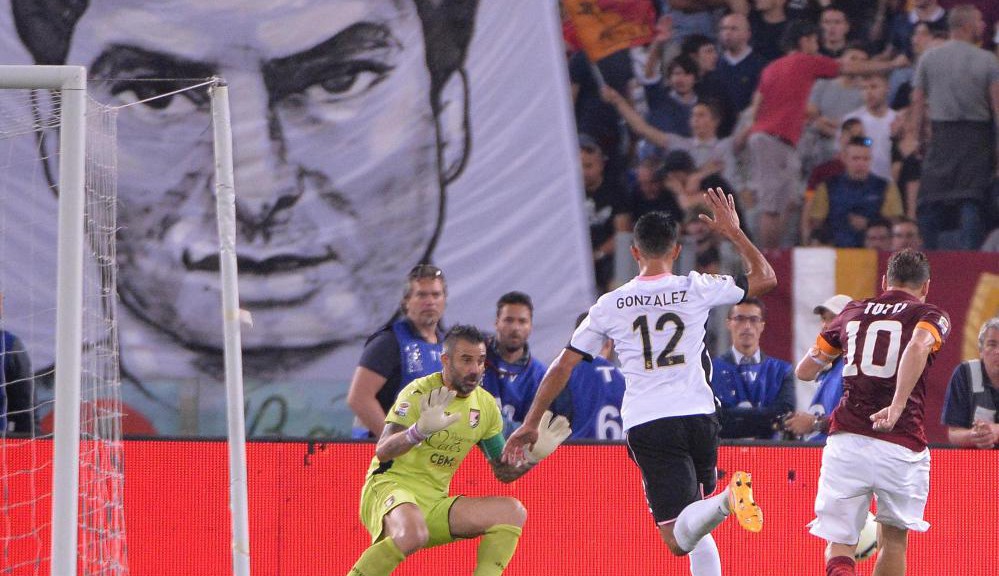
left=750, top=53, right=839, bottom=146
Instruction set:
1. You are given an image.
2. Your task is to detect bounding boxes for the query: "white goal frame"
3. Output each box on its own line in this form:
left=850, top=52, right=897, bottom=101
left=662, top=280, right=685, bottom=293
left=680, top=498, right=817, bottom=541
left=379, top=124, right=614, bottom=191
left=0, top=64, right=88, bottom=576
left=0, top=66, right=251, bottom=576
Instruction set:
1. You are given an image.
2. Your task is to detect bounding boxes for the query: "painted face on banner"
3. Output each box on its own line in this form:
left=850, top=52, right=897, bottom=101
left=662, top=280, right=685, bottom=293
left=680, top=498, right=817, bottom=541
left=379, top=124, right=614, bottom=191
left=65, top=0, right=444, bottom=351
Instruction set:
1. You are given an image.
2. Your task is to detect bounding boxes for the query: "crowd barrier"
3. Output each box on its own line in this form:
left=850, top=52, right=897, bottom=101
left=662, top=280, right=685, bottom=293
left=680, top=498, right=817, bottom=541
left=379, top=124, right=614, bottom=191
left=5, top=440, right=996, bottom=575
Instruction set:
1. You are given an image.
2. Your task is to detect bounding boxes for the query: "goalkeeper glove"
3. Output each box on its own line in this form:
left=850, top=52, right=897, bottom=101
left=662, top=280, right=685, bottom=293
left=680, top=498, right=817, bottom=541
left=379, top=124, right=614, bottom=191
left=525, top=411, right=572, bottom=464
left=406, top=387, right=460, bottom=444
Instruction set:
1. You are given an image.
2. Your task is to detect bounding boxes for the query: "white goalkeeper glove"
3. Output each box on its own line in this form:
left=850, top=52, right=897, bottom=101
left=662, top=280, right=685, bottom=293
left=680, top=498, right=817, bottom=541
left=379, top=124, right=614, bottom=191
left=525, top=411, right=572, bottom=464
left=406, top=387, right=460, bottom=444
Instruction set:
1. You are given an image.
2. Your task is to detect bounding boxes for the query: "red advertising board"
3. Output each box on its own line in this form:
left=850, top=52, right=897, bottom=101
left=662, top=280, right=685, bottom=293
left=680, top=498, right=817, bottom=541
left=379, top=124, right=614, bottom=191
left=4, top=440, right=996, bottom=575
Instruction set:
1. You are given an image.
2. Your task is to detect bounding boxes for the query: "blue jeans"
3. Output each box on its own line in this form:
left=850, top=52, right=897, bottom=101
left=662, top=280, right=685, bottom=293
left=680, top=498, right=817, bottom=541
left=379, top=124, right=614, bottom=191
left=917, top=200, right=984, bottom=250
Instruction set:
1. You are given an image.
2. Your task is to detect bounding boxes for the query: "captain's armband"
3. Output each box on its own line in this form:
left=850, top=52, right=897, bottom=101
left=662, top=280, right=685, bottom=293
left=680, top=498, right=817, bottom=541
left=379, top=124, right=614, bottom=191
left=807, top=346, right=835, bottom=366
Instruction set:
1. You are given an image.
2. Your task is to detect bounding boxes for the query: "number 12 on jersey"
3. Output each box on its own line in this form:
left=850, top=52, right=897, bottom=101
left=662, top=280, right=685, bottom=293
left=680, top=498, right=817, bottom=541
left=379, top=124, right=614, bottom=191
left=633, top=313, right=686, bottom=370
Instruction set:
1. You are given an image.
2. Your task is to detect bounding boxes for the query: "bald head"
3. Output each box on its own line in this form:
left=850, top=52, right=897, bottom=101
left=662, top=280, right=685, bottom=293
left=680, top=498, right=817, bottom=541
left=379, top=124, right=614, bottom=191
left=719, top=13, right=751, bottom=53
left=948, top=5, right=984, bottom=43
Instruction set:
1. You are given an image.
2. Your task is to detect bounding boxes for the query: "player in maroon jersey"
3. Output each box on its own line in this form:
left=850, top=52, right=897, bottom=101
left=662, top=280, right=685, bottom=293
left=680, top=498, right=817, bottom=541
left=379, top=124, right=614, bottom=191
left=795, top=250, right=950, bottom=576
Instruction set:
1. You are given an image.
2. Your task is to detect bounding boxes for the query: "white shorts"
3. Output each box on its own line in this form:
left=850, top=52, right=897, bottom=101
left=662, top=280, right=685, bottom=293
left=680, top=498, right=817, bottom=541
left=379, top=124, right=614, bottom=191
left=809, top=433, right=930, bottom=545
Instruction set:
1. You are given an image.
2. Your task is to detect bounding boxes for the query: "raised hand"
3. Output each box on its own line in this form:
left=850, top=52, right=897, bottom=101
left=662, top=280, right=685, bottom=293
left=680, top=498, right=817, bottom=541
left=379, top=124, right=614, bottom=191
left=652, top=15, right=673, bottom=45
left=524, top=411, right=572, bottom=463
left=415, top=387, right=460, bottom=437
left=697, top=187, right=741, bottom=239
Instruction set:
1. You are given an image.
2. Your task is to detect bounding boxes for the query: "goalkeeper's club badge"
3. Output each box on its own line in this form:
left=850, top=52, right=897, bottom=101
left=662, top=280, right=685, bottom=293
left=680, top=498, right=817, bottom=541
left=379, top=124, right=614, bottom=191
left=469, top=409, right=480, bottom=428
left=394, top=402, right=410, bottom=417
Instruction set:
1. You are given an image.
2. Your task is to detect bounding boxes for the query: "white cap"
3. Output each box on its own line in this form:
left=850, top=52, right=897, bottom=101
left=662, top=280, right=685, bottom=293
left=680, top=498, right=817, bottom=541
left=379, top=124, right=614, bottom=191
left=813, top=294, right=852, bottom=316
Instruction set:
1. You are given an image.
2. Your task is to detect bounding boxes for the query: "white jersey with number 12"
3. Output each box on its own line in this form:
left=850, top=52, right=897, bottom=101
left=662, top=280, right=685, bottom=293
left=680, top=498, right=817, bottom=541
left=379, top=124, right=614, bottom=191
left=569, top=271, right=746, bottom=431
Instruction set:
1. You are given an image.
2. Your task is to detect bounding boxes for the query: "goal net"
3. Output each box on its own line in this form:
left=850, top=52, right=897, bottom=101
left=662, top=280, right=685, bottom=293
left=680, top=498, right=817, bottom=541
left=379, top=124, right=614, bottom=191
left=0, top=66, right=128, bottom=575
left=0, top=67, right=250, bottom=576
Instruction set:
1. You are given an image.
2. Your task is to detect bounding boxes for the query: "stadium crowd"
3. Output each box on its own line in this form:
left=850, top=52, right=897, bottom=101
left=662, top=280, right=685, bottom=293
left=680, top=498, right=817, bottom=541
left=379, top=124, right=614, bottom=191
left=570, top=0, right=999, bottom=296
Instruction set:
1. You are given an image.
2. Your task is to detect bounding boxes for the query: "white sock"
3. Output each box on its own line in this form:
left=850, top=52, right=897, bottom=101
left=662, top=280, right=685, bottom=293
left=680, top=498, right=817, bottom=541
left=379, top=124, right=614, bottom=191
left=687, top=533, right=721, bottom=576
left=673, top=488, right=730, bottom=552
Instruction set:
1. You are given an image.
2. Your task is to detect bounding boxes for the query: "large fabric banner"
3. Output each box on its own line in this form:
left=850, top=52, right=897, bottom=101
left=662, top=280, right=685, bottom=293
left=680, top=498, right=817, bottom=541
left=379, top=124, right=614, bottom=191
left=0, top=1, right=594, bottom=437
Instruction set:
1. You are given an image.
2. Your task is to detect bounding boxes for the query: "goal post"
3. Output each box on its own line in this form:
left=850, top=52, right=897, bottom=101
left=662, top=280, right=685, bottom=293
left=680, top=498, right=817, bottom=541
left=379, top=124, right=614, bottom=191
left=51, top=64, right=86, bottom=576
left=0, top=64, right=89, bottom=576
left=209, top=80, right=252, bottom=576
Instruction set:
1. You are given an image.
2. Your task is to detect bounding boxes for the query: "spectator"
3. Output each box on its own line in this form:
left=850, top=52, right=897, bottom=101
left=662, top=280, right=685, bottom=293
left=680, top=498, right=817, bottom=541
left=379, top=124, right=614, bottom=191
left=863, top=218, right=894, bottom=251
left=782, top=294, right=853, bottom=442
left=482, top=292, right=548, bottom=437
left=681, top=34, right=736, bottom=135
left=892, top=120, right=924, bottom=220
left=347, top=265, right=447, bottom=438
left=785, top=0, right=823, bottom=22
left=892, top=217, right=924, bottom=251
left=840, top=0, right=888, bottom=48
left=643, top=55, right=700, bottom=137
left=749, top=0, right=790, bottom=64
left=889, top=20, right=947, bottom=109
left=655, top=150, right=720, bottom=211
left=711, top=298, right=795, bottom=439
left=939, top=1, right=999, bottom=51
left=568, top=48, right=634, bottom=186
left=799, top=46, right=867, bottom=174
left=661, top=0, right=750, bottom=44
left=626, top=157, right=685, bottom=225
left=800, top=118, right=865, bottom=242
left=819, top=6, right=852, bottom=57
left=580, top=134, right=631, bottom=293
left=552, top=313, right=626, bottom=440
left=807, top=136, right=904, bottom=247
left=910, top=4, right=999, bottom=250
left=941, top=317, right=999, bottom=449
left=602, top=87, right=742, bottom=197
left=681, top=33, right=720, bottom=78
left=883, top=0, right=947, bottom=59
left=715, top=12, right=767, bottom=115
left=0, top=293, right=33, bottom=434
left=843, top=73, right=898, bottom=181
left=740, top=20, right=907, bottom=249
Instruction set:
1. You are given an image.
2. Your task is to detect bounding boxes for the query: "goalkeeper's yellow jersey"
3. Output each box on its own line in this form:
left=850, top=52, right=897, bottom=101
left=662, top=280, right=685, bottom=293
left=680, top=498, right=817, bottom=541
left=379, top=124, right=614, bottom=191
left=365, top=372, right=504, bottom=497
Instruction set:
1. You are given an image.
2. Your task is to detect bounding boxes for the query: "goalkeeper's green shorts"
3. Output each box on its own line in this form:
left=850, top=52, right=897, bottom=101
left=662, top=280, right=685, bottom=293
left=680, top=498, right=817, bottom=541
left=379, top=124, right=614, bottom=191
left=359, top=475, right=460, bottom=547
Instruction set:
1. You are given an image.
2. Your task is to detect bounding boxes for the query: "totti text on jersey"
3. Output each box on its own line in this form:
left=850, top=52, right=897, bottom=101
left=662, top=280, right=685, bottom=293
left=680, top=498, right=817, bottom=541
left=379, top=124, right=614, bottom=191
left=616, top=291, right=688, bottom=309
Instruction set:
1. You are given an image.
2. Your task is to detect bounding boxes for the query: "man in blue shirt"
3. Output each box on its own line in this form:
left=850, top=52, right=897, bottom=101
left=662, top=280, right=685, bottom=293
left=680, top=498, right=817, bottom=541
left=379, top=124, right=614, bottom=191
left=481, top=292, right=547, bottom=436
left=553, top=313, right=626, bottom=440
left=782, top=294, right=853, bottom=442
left=807, top=137, right=903, bottom=247
left=711, top=297, right=795, bottom=439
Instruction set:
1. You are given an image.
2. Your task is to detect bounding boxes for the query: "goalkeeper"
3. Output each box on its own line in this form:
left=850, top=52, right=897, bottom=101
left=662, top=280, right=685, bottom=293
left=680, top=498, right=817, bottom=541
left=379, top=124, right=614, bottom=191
left=348, top=324, right=570, bottom=576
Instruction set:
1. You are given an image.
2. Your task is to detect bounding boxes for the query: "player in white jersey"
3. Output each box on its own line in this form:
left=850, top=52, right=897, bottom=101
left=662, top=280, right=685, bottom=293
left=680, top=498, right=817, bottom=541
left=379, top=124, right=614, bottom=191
left=504, top=188, right=777, bottom=576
